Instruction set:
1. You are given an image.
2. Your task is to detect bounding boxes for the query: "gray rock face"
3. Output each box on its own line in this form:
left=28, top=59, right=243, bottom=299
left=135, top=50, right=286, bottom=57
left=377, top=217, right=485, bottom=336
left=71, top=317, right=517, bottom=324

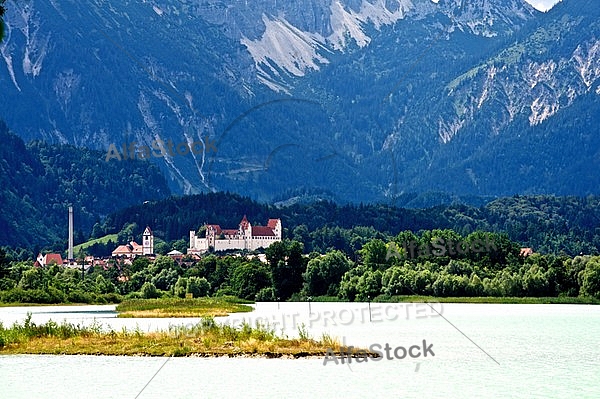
left=0, top=0, right=598, bottom=202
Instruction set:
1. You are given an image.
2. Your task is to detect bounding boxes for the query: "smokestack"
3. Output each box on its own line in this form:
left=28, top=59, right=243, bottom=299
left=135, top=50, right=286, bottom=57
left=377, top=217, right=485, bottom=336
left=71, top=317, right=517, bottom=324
left=68, top=206, right=74, bottom=261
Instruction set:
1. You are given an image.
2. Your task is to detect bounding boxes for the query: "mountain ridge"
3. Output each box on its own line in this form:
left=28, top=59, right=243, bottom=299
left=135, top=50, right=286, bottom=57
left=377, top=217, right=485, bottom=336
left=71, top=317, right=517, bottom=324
left=1, top=0, right=598, bottom=202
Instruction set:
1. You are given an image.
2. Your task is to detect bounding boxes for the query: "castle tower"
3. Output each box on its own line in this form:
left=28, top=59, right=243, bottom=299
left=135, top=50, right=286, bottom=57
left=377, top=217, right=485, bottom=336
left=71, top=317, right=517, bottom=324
left=143, top=226, right=154, bottom=255
left=271, top=219, right=282, bottom=239
left=239, top=215, right=249, bottom=234
left=239, top=215, right=252, bottom=250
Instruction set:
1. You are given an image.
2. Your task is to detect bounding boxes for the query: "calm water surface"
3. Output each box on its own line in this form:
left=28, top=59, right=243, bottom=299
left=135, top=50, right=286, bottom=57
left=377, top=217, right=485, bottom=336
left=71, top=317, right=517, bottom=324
left=0, top=302, right=598, bottom=398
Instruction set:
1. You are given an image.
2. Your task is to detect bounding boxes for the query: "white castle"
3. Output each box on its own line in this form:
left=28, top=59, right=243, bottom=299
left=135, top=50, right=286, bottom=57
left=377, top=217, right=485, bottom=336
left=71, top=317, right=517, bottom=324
left=188, top=215, right=282, bottom=254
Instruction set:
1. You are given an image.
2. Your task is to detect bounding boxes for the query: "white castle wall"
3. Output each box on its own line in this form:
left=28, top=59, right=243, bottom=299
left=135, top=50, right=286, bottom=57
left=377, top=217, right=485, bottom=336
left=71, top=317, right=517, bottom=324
left=189, top=231, right=209, bottom=253
left=214, top=239, right=247, bottom=251
left=248, top=236, right=279, bottom=251
left=188, top=220, right=282, bottom=254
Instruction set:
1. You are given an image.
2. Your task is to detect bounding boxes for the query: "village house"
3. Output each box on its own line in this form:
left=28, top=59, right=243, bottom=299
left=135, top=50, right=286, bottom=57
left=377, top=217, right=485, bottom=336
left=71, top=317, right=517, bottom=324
left=34, top=253, right=64, bottom=267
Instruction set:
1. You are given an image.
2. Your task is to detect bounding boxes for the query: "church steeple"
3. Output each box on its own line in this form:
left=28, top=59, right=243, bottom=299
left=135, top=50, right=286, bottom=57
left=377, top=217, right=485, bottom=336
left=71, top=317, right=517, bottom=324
left=239, top=215, right=249, bottom=231
left=143, top=226, right=154, bottom=255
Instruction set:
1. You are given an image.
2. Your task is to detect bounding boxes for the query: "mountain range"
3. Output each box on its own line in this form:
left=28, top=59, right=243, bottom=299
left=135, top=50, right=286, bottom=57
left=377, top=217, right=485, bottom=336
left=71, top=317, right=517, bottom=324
left=1, top=0, right=599, bottom=203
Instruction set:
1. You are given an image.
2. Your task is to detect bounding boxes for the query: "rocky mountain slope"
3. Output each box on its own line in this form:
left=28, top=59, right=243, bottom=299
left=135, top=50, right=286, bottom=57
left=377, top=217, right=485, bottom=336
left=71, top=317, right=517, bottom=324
left=0, top=0, right=598, bottom=202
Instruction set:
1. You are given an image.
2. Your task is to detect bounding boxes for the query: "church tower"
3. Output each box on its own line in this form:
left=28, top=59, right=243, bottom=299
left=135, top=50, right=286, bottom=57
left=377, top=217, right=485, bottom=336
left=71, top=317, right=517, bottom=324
left=143, top=226, right=154, bottom=255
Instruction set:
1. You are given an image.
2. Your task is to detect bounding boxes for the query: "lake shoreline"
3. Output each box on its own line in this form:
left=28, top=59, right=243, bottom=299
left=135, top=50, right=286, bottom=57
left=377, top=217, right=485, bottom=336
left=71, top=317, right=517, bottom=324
left=0, top=348, right=357, bottom=359
left=1, top=296, right=598, bottom=309
left=305, top=295, right=600, bottom=305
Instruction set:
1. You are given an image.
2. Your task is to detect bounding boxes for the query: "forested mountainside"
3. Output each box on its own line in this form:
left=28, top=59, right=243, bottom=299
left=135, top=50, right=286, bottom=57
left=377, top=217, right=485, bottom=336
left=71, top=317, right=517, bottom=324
left=0, top=121, right=170, bottom=248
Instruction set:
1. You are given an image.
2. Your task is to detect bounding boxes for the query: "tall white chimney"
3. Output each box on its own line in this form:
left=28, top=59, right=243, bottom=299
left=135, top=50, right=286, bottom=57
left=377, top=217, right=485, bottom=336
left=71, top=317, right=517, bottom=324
left=68, top=206, right=74, bottom=261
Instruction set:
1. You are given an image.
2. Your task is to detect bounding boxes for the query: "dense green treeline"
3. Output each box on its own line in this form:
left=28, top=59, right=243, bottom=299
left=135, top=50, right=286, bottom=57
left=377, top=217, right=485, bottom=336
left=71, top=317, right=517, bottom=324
left=1, top=230, right=599, bottom=305
left=98, top=192, right=600, bottom=258
left=338, top=231, right=599, bottom=301
left=0, top=121, right=171, bottom=248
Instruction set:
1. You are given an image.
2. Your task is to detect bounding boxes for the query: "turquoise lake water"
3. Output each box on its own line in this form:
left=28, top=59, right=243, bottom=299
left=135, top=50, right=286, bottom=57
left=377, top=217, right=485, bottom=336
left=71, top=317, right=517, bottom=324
left=0, top=302, right=598, bottom=398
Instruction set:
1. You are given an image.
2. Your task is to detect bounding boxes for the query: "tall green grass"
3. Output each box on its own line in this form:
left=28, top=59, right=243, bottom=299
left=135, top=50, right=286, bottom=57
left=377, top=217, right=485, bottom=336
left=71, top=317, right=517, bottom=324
left=0, top=313, right=102, bottom=348
left=116, top=296, right=253, bottom=317
left=0, top=312, right=279, bottom=350
left=167, top=317, right=278, bottom=342
left=72, top=233, right=118, bottom=254
left=0, top=313, right=346, bottom=357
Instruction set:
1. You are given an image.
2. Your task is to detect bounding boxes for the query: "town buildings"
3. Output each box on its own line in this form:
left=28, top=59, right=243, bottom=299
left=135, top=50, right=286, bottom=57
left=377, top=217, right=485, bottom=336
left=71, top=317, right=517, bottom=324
left=111, top=226, right=154, bottom=258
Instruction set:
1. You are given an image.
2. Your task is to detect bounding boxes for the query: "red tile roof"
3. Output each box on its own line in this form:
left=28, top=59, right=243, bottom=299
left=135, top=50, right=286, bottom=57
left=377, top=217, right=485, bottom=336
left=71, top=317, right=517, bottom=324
left=240, top=215, right=249, bottom=231
left=45, top=254, right=63, bottom=265
left=202, top=217, right=280, bottom=239
left=113, top=245, right=132, bottom=255
left=252, top=226, right=276, bottom=237
left=207, top=225, right=222, bottom=235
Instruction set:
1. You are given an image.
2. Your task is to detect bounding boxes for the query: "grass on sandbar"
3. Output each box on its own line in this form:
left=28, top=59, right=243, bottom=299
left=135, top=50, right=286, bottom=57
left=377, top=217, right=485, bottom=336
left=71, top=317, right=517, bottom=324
left=0, top=314, right=359, bottom=358
left=116, top=296, right=254, bottom=318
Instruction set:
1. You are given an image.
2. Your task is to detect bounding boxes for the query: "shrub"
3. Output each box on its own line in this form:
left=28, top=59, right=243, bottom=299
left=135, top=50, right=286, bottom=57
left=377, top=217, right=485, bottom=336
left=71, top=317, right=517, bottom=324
left=1, top=287, right=66, bottom=304
left=255, top=287, right=275, bottom=301
left=174, top=277, right=188, bottom=298
left=101, top=293, right=123, bottom=304
left=141, top=282, right=159, bottom=299
left=214, top=286, right=235, bottom=297
left=67, top=290, right=95, bottom=304
left=187, top=277, right=210, bottom=298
